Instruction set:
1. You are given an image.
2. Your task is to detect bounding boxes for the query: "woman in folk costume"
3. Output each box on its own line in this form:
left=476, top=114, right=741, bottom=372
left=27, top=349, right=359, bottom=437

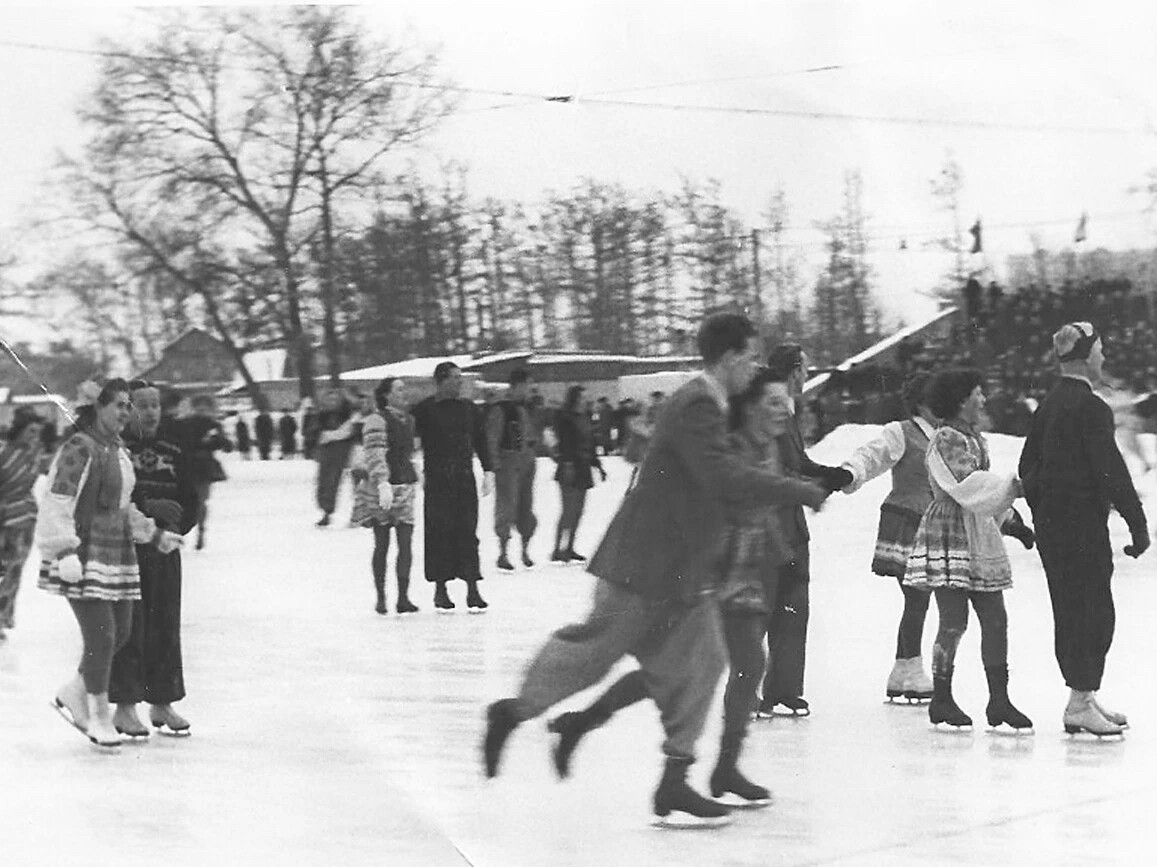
left=545, top=370, right=826, bottom=808
left=351, top=377, right=420, bottom=615
left=838, top=372, right=940, bottom=701
left=904, top=369, right=1033, bottom=732
left=36, top=379, right=183, bottom=748
left=0, top=408, right=48, bottom=643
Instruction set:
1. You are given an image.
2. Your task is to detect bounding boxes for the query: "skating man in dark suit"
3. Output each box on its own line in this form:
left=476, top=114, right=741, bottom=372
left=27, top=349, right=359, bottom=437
left=758, top=344, right=852, bottom=718
left=412, top=362, right=494, bottom=611
left=1018, top=322, right=1151, bottom=736
left=483, top=313, right=826, bottom=827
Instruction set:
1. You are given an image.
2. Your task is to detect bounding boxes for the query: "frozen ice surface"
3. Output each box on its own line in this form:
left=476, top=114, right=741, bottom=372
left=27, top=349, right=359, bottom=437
left=1, top=426, right=1155, bottom=866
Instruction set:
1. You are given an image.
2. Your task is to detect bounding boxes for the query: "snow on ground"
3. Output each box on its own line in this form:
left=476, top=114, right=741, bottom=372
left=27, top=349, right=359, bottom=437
left=1, top=426, right=1155, bottom=866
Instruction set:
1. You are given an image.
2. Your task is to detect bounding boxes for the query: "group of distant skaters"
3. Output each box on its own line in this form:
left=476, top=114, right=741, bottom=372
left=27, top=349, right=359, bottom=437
left=480, top=312, right=1153, bottom=828
left=0, top=380, right=232, bottom=748
left=333, top=365, right=609, bottom=616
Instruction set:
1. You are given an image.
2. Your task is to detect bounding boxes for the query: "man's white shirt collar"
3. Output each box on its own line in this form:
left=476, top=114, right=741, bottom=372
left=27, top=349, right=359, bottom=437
left=698, top=371, right=729, bottom=413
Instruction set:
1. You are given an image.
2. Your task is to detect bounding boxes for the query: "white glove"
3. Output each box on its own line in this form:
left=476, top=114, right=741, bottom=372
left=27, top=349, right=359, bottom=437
left=481, top=471, right=495, bottom=498
left=156, top=531, right=184, bottom=554
left=58, top=554, right=83, bottom=583
left=378, top=482, right=394, bottom=510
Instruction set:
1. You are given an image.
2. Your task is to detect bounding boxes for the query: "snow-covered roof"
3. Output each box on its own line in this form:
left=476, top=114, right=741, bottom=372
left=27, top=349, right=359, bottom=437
left=521, top=353, right=699, bottom=366
left=234, top=348, right=289, bottom=387
left=341, top=355, right=475, bottom=380
left=457, top=351, right=532, bottom=370
left=11, top=392, right=66, bottom=405
left=804, top=306, right=960, bottom=395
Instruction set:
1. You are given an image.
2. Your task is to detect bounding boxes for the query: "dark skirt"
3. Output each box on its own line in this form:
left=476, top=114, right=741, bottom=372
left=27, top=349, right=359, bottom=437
left=870, top=503, right=924, bottom=578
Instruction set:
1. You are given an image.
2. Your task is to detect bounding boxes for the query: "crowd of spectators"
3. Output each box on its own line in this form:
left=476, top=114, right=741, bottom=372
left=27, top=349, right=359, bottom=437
left=805, top=277, right=1157, bottom=441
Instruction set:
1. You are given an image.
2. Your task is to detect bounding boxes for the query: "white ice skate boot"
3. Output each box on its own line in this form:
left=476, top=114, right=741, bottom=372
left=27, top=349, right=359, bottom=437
left=904, top=656, right=934, bottom=703
left=1092, top=694, right=1128, bottom=728
left=85, top=693, right=122, bottom=748
left=1063, top=690, right=1123, bottom=738
left=885, top=659, right=909, bottom=702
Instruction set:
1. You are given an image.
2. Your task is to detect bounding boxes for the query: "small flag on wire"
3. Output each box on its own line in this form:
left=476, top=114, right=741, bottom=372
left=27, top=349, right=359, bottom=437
left=1074, top=211, right=1088, bottom=244
left=969, top=219, right=982, bottom=254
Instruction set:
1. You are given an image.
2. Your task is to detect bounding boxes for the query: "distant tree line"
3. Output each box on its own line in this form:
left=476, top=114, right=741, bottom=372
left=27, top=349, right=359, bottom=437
left=20, top=6, right=888, bottom=404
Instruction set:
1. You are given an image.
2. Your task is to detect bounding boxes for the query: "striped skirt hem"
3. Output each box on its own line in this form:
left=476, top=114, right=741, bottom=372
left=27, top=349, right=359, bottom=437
left=38, top=561, right=141, bottom=601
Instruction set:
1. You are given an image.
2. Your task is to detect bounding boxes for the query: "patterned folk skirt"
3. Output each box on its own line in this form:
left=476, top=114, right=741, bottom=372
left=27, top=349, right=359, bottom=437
left=870, top=503, right=925, bottom=578
left=351, top=480, right=418, bottom=528
left=38, top=508, right=141, bottom=602
left=903, top=499, right=1012, bottom=593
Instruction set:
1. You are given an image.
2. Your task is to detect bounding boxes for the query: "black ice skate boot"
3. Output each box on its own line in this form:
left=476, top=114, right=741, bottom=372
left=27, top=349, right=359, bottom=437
left=465, top=581, right=488, bottom=611
left=565, top=549, right=586, bottom=563
left=984, top=665, right=1033, bottom=733
left=374, top=578, right=387, bottom=615
left=652, top=757, right=732, bottom=828
left=521, top=541, right=534, bottom=568
left=496, top=540, right=515, bottom=572
left=546, top=705, right=612, bottom=779
left=433, top=582, right=455, bottom=611
left=483, top=699, right=522, bottom=778
left=709, top=737, right=772, bottom=808
left=395, top=574, right=419, bottom=614
left=929, top=667, right=973, bottom=729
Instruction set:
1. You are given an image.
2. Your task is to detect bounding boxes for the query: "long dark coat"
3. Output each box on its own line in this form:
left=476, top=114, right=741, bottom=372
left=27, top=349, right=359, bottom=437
left=412, top=396, right=493, bottom=582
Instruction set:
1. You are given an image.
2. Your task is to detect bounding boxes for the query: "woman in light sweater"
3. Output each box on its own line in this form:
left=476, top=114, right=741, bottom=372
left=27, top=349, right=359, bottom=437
left=37, top=379, right=183, bottom=748
left=351, top=377, right=420, bottom=615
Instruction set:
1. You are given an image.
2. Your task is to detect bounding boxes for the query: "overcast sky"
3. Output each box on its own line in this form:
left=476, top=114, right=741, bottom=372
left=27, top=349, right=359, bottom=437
left=2, top=0, right=1157, bottom=332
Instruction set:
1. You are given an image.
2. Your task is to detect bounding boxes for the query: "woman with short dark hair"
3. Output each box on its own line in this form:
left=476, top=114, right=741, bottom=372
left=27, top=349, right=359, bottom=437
left=904, top=369, right=1032, bottom=732
left=37, top=379, right=183, bottom=748
left=545, top=370, right=827, bottom=808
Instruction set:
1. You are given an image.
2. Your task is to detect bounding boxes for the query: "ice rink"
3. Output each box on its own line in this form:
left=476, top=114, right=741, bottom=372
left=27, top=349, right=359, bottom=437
left=1, top=425, right=1155, bottom=866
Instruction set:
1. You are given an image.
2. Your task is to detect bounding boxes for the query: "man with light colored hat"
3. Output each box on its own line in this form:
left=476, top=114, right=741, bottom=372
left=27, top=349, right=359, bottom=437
left=1019, top=322, right=1151, bottom=737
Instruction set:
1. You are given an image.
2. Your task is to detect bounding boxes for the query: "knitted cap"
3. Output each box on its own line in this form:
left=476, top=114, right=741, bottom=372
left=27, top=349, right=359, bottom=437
left=1053, top=322, right=1099, bottom=362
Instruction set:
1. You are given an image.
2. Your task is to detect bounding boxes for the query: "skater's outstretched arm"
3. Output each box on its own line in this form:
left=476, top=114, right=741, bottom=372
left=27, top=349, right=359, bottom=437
left=841, top=420, right=907, bottom=493
left=672, top=393, right=827, bottom=511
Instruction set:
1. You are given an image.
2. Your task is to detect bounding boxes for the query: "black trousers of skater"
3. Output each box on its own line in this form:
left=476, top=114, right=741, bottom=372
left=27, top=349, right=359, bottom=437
left=1033, top=499, right=1116, bottom=692
left=424, top=469, right=482, bottom=582
left=109, top=545, right=185, bottom=705
left=316, top=439, right=352, bottom=515
left=555, top=485, right=588, bottom=554
left=762, top=549, right=809, bottom=702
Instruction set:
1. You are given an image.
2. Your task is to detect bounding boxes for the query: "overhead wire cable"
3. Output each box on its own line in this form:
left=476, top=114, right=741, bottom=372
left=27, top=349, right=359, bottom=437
left=0, top=37, right=1152, bottom=136
left=582, top=36, right=1071, bottom=97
